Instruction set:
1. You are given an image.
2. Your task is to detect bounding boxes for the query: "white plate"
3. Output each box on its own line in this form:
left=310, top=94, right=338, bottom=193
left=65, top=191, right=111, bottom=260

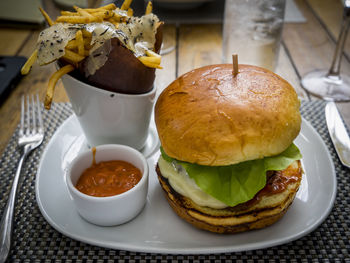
left=35, top=116, right=336, bottom=254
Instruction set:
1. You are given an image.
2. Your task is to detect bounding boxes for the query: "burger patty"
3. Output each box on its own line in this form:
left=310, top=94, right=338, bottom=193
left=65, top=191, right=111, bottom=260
left=156, top=160, right=302, bottom=234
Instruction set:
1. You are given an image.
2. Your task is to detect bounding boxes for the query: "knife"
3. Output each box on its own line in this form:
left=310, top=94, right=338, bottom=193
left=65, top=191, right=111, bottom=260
left=325, top=102, right=350, bottom=168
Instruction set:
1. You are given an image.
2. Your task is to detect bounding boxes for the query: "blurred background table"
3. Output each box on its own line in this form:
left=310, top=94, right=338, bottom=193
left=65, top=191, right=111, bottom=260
left=1, top=0, right=350, bottom=156
left=0, top=0, right=350, bottom=261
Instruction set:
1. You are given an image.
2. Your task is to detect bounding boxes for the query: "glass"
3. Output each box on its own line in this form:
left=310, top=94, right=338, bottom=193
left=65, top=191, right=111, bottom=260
left=301, top=1, right=350, bottom=101
left=222, top=0, right=286, bottom=72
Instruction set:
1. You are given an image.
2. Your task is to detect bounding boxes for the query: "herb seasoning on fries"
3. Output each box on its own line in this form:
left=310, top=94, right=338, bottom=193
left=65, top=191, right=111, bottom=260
left=21, top=0, right=163, bottom=109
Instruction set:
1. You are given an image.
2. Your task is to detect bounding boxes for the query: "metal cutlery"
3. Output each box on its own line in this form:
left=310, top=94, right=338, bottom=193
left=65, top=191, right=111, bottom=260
left=325, top=101, right=350, bottom=168
left=0, top=95, right=44, bottom=263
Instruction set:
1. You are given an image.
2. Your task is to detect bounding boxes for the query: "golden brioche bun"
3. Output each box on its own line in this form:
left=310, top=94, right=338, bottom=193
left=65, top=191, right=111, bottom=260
left=156, top=160, right=302, bottom=234
left=155, top=64, right=301, bottom=166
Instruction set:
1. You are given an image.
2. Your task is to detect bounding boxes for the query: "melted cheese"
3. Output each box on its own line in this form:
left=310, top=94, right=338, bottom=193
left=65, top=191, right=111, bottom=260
left=158, top=156, right=228, bottom=209
left=117, top=14, right=159, bottom=57
left=37, top=23, right=78, bottom=65
left=36, top=22, right=116, bottom=66
left=86, top=22, right=117, bottom=53
left=85, top=39, right=111, bottom=76
left=36, top=13, right=159, bottom=72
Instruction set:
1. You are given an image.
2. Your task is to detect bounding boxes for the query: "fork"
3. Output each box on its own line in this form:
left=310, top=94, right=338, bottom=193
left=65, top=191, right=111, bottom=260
left=0, top=95, right=44, bottom=263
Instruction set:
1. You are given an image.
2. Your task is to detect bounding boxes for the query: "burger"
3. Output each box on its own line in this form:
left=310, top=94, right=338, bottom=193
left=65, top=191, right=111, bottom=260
left=154, top=64, right=303, bottom=234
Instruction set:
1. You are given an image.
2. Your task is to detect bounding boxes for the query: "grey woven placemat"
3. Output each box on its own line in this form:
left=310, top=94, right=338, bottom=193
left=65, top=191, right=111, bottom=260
left=0, top=101, right=349, bottom=262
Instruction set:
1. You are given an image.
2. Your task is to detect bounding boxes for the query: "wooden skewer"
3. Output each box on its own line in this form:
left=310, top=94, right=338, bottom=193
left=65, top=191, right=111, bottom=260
left=232, top=54, right=238, bottom=77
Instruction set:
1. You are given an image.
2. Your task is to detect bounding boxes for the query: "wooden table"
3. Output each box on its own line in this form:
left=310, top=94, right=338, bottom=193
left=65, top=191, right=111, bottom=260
left=0, top=0, right=350, bottom=157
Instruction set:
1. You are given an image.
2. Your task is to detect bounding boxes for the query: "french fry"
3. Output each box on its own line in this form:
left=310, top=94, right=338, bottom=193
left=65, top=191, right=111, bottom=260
left=82, top=3, right=117, bottom=12
left=138, top=56, right=162, bottom=69
left=98, top=3, right=117, bottom=10
left=93, top=10, right=115, bottom=20
left=127, top=8, right=133, bottom=17
left=60, top=11, right=79, bottom=16
left=83, top=38, right=92, bottom=49
left=82, top=30, right=92, bottom=38
left=121, top=0, right=132, bottom=10
left=92, top=12, right=106, bottom=20
left=79, top=9, right=103, bottom=13
left=45, top=64, right=75, bottom=110
left=146, top=49, right=161, bottom=58
left=62, top=49, right=85, bottom=64
left=66, top=39, right=91, bottom=51
left=75, top=30, right=85, bottom=56
left=56, top=16, right=89, bottom=23
left=21, top=49, right=38, bottom=75
left=39, top=7, right=54, bottom=26
left=75, top=6, right=102, bottom=22
left=139, top=56, right=160, bottom=64
left=145, top=1, right=152, bottom=15
left=68, top=37, right=92, bottom=54
left=73, top=5, right=90, bottom=15
left=65, top=40, right=78, bottom=50
left=107, top=15, right=122, bottom=23
left=141, top=62, right=162, bottom=69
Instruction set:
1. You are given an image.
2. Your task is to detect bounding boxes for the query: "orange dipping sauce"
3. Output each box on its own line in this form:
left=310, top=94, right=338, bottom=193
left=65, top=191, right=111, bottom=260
left=76, top=150, right=142, bottom=197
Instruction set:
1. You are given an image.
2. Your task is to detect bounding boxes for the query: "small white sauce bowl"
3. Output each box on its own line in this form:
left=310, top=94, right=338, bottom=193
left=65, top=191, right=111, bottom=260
left=66, top=144, right=149, bottom=226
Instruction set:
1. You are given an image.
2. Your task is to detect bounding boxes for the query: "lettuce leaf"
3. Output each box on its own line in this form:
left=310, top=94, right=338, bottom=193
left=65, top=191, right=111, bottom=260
left=160, top=144, right=301, bottom=207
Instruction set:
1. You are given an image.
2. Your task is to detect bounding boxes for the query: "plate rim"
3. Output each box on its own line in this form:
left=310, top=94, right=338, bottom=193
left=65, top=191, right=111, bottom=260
left=35, top=116, right=337, bottom=254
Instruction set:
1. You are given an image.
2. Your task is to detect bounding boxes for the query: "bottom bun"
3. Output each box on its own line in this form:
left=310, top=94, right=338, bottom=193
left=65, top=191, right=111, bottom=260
left=156, top=161, right=302, bottom=234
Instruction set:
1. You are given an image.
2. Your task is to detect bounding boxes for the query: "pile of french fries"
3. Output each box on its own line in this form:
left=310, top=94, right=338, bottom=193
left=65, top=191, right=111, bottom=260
left=21, top=0, right=161, bottom=110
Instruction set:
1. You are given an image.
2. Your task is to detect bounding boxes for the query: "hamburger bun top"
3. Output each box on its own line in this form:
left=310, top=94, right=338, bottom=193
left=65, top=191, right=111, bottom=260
left=155, top=64, right=301, bottom=166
